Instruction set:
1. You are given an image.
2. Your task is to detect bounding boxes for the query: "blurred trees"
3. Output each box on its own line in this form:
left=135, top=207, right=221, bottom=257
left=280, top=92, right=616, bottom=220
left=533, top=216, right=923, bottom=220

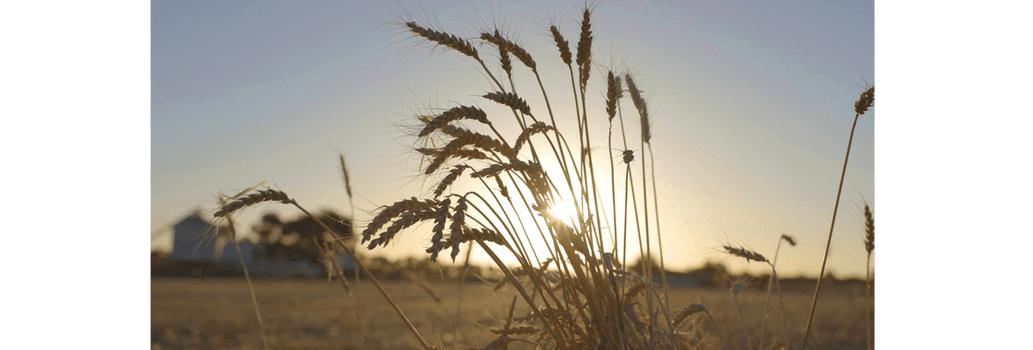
left=251, top=211, right=353, bottom=268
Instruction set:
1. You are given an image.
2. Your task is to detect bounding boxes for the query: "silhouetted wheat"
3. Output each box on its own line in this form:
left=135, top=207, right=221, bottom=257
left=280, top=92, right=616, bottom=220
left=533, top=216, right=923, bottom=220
left=802, top=85, right=875, bottom=349
left=205, top=5, right=873, bottom=349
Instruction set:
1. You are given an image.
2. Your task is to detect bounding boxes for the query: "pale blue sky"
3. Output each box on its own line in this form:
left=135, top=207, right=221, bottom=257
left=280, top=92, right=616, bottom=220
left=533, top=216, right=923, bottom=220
left=152, top=0, right=873, bottom=278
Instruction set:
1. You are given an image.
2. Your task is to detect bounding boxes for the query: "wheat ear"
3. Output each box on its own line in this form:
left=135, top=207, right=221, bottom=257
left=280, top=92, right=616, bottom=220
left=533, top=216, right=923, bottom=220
left=480, top=31, right=535, bottom=70
left=722, top=245, right=769, bottom=264
left=575, top=8, right=593, bottom=89
left=339, top=156, right=361, bottom=285
left=214, top=189, right=291, bottom=217
left=550, top=25, right=572, bottom=66
left=405, top=22, right=478, bottom=59
left=673, top=302, right=730, bottom=350
left=864, top=204, right=874, bottom=350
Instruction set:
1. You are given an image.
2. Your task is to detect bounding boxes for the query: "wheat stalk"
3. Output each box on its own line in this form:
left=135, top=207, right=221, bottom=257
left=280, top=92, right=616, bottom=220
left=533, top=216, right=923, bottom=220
left=802, top=84, right=875, bottom=349
left=338, top=155, right=366, bottom=350
left=731, top=281, right=754, bottom=350
left=216, top=201, right=270, bottom=350
left=760, top=234, right=795, bottom=350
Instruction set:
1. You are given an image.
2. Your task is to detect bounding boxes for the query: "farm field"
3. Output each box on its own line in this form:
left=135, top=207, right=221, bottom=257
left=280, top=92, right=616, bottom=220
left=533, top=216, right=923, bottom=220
left=151, top=2, right=876, bottom=350
left=151, top=278, right=868, bottom=349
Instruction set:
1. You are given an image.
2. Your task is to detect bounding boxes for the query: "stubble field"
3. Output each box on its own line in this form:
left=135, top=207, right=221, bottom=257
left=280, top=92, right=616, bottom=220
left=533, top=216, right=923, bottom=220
left=152, top=278, right=868, bottom=349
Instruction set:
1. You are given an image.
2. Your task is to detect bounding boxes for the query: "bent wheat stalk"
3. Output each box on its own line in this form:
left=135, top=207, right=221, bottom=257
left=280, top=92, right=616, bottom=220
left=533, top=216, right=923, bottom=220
left=760, top=234, right=795, bottom=350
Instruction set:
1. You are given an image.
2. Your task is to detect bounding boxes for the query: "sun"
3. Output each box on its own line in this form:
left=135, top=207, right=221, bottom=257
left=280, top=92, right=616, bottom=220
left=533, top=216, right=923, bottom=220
left=548, top=197, right=579, bottom=228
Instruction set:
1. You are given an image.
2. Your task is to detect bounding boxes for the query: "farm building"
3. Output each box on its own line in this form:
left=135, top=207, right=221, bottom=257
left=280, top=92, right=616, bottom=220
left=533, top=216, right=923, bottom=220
left=160, top=211, right=355, bottom=278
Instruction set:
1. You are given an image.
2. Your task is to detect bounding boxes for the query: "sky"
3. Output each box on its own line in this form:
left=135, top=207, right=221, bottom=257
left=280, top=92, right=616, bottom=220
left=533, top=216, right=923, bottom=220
left=152, top=0, right=874, bottom=279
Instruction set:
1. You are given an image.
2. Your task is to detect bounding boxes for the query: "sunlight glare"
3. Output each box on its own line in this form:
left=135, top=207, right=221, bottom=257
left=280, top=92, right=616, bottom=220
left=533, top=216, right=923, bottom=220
left=549, top=197, right=579, bottom=228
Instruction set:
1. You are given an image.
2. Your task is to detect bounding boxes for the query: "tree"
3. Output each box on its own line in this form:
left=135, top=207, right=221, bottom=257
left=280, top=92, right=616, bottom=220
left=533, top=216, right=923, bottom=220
left=250, top=210, right=354, bottom=272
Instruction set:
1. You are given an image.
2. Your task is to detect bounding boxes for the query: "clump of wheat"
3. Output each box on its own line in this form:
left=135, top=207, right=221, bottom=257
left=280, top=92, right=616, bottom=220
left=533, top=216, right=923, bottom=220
left=350, top=6, right=704, bottom=349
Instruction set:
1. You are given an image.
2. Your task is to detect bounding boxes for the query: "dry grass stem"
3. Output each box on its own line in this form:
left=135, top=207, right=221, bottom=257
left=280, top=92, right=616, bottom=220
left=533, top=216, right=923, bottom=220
left=218, top=207, right=271, bottom=350
left=761, top=234, right=795, bottom=350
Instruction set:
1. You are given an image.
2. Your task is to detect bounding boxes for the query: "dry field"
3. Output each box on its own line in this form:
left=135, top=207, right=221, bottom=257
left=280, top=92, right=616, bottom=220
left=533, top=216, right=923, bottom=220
left=151, top=278, right=868, bottom=350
